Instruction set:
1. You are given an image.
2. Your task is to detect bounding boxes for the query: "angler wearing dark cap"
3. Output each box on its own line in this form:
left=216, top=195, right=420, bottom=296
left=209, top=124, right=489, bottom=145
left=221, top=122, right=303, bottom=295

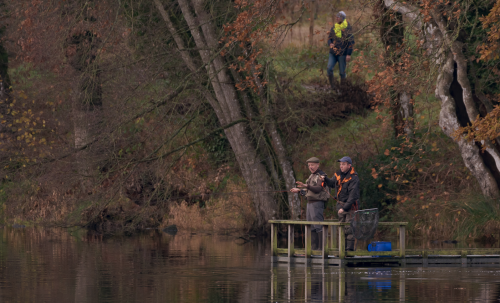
left=327, top=11, right=355, bottom=92
left=323, top=156, right=360, bottom=251
left=290, top=157, right=330, bottom=250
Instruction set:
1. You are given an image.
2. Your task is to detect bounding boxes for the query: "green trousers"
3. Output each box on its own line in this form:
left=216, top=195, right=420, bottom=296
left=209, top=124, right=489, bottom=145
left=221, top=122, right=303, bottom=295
left=337, top=202, right=355, bottom=251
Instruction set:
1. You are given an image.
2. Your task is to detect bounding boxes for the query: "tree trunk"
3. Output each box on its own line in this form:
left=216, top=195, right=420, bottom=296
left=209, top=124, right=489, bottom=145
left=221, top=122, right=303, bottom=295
left=66, top=31, right=102, bottom=192
left=72, top=72, right=102, bottom=189
left=383, top=0, right=500, bottom=197
left=0, top=24, right=11, bottom=135
left=330, top=0, right=339, bottom=25
left=399, top=91, right=414, bottom=138
left=155, top=0, right=299, bottom=224
left=174, top=0, right=278, bottom=226
left=309, top=0, right=316, bottom=46
left=248, top=61, right=300, bottom=219
left=228, top=68, right=281, bottom=190
left=378, top=3, right=414, bottom=139
left=436, top=54, right=499, bottom=197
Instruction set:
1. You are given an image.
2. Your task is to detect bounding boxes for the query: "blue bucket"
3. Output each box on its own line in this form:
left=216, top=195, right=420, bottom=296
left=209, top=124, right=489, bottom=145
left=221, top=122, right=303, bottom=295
left=368, top=241, right=392, bottom=257
left=368, top=269, right=392, bottom=290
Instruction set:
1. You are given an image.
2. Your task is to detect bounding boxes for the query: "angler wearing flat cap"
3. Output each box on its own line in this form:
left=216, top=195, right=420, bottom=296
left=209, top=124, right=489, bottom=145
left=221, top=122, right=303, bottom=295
left=290, top=157, right=331, bottom=250
left=323, top=156, right=360, bottom=251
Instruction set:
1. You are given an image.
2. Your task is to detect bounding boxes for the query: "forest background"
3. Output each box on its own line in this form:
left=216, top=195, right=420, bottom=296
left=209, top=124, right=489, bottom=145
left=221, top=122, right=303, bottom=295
left=1, top=0, right=500, bottom=240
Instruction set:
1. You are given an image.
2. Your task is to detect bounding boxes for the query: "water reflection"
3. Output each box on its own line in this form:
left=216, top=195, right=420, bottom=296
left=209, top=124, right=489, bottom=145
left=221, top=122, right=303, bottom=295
left=270, top=265, right=500, bottom=302
left=271, top=265, right=403, bottom=302
left=0, top=227, right=271, bottom=302
left=1, top=227, right=500, bottom=302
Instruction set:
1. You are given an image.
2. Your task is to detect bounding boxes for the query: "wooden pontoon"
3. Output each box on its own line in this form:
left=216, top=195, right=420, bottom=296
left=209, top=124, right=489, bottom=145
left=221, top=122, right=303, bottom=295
left=269, top=220, right=500, bottom=267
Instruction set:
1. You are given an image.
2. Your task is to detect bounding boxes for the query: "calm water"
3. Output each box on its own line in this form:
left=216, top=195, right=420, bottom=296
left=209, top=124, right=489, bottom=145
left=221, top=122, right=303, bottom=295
left=1, top=227, right=500, bottom=302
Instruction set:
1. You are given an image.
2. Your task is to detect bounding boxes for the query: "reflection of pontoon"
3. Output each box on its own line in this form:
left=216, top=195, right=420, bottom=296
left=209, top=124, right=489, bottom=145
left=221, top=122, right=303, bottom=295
left=269, top=220, right=500, bottom=267
left=270, top=264, right=405, bottom=302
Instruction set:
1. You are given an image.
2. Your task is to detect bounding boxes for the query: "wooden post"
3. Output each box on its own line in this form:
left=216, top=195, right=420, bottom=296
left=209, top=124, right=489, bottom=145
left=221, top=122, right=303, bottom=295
left=321, top=265, right=326, bottom=300
left=398, top=225, right=406, bottom=257
left=305, top=266, right=311, bottom=300
left=338, top=224, right=345, bottom=259
left=322, top=225, right=328, bottom=260
left=332, top=277, right=336, bottom=300
left=399, top=270, right=405, bottom=302
left=339, top=269, right=345, bottom=301
left=461, top=250, right=467, bottom=267
left=287, top=263, right=292, bottom=300
left=330, top=225, right=337, bottom=250
left=288, top=224, right=295, bottom=259
left=327, top=225, right=332, bottom=250
left=271, top=266, right=275, bottom=300
left=422, top=250, right=428, bottom=267
left=271, top=223, right=278, bottom=257
left=399, top=225, right=406, bottom=265
left=305, top=224, right=312, bottom=259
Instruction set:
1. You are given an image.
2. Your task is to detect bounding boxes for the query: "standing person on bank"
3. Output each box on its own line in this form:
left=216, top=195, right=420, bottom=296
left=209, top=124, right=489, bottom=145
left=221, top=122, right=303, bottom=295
left=290, top=157, right=330, bottom=250
left=326, top=11, right=355, bottom=92
left=323, top=156, right=359, bottom=251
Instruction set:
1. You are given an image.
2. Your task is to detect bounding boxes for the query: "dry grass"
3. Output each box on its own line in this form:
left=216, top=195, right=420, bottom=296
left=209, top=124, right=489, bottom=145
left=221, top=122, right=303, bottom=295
left=164, top=181, right=256, bottom=232
left=2, top=179, right=76, bottom=225
left=392, top=192, right=500, bottom=241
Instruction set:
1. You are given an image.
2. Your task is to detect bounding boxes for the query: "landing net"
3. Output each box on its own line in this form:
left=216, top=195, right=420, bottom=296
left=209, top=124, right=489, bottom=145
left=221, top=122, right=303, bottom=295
left=351, top=208, right=379, bottom=240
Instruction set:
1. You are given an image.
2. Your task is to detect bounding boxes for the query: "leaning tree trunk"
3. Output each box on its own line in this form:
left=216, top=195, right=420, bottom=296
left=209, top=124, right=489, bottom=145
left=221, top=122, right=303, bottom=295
left=383, top=0, right=500, bottom=197
left=436, top=53, right=500, bottom=197
left=247, top=61, right=301, bottom=219
left=169, top=0, right=278, bottom=226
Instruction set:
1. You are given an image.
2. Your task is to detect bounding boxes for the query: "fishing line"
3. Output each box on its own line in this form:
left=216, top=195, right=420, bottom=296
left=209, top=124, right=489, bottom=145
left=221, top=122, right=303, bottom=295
left=161, top=190, right=292, bottom=202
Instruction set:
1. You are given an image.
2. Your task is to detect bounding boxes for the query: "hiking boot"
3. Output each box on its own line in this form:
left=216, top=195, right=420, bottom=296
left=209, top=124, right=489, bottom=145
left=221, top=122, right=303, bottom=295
left=328, top=75, right=335, bottom=90
left=317, top=231, right=323, bottom=251
left=346, top=240, right=355, bottom=252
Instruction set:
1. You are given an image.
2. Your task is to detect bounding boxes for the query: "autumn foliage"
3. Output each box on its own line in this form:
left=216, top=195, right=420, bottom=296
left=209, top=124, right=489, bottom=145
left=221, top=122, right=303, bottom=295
left=457, top=0, right=500, bottom=144
left=221, top=0, right=292, bottom=92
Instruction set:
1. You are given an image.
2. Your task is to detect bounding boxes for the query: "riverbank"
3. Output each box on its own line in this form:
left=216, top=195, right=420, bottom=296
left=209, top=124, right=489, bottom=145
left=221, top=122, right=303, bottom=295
left=1, top=1, right=499, bottom=242
left=2, top=105, right=494, bottom=242
left=0, top=64, right=495, bottom=240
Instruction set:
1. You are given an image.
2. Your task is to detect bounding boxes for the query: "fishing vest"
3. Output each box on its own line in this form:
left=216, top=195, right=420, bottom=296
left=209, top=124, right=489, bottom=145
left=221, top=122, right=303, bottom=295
left=305, top=173, right=331, bottom=201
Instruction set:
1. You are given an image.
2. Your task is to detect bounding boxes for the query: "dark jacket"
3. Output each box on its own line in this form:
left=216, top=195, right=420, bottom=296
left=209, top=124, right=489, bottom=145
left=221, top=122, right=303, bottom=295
left=327, top=21, right=355, bottom=56
left=324, top=166, right=359, bottom=211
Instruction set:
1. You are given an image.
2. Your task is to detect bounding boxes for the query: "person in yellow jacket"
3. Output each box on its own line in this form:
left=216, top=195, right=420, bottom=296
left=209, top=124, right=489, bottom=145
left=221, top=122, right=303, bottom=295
left=327, top=11, right=355, bottom=92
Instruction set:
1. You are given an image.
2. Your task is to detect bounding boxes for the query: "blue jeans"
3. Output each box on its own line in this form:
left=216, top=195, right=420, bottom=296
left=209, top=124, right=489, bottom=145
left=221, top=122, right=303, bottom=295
left=327, top=53, right=347, bottom=78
